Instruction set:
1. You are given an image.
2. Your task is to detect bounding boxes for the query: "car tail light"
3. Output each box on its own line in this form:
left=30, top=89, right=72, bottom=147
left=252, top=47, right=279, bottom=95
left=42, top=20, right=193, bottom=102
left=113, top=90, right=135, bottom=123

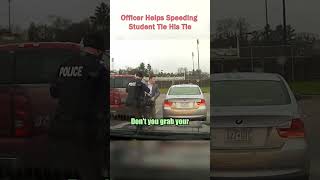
left=277, top=118, right=305, bottom=138
left=196, top=99, right=206, bottom=106
left=120, top=95, right=127, bottom=104
left=18, top=43, right=40, bottom=48
left=115, top=94, right=122, bottom=105
left=110, top=91, right=122, bottom=105
left=14, top=95, right=32, bottom=137
left=114, top=97, right=120, bottom=105
left=164, top=100, right=173, bottom=107
left=83, top=47, right=99, bottom=56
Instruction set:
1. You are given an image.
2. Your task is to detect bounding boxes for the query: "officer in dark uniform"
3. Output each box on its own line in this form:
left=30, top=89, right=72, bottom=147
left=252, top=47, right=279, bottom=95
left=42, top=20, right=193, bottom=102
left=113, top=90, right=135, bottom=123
left=126, top=71, right=150, bottom=119
left=48, top=32, right=109, bottom=180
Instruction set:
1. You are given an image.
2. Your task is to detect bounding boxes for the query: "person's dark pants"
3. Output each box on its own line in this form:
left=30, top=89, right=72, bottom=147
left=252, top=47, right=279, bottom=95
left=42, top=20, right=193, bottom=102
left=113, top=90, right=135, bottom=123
left=48, top=115, right=107, bottom=180
left=145, top=105, right=156, bottom=118
left=127, top=106, right=147, bottom=119
left=48, top=139, right=106, bottom=180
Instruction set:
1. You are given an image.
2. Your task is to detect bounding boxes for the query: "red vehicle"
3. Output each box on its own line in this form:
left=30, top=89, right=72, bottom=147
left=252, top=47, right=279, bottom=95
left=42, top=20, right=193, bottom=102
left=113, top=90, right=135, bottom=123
left=0, top=42, right=99, bottom=170
left=110, top=74, right=135, bottom=120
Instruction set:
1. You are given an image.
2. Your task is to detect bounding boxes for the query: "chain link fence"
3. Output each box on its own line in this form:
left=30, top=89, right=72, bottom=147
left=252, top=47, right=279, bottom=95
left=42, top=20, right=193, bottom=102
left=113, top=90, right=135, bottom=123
left=212, top=44, right=320, bottom=82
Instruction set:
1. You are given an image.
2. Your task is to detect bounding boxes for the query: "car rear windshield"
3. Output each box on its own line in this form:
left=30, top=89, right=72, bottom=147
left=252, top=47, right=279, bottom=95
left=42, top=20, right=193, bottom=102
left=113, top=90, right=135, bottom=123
left=168, top=87, right=201, bottom=95
left=212, top=80, right=291, bottom=106
left=15, top=49, right=93, bottom=84
left=0, top=51, right=14, bottom=84
left=110, top=77, right=132, bottom=88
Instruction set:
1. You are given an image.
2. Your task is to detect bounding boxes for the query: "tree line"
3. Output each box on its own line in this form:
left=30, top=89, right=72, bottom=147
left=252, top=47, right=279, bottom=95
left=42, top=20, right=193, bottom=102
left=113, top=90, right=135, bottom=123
left=212, top=17, right=319, bottom=48
left=27, top=2, right=109, bottom=49
left=115, top=62, right=209, bottom=79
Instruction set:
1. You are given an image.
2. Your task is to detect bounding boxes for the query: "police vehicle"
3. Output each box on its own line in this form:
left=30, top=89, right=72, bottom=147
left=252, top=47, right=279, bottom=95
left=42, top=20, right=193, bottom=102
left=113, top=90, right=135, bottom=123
left=0, top=42, right=100, bottom=177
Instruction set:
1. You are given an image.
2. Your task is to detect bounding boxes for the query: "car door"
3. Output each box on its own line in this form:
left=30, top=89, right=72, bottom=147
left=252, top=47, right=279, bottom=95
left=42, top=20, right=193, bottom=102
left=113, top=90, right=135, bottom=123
left=0, top=50, right=14, bottom=137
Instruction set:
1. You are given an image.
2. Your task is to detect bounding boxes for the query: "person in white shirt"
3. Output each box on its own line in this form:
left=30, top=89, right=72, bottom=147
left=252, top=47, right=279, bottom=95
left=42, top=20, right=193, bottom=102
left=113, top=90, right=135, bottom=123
left=145, top=74, right=160, bottom=117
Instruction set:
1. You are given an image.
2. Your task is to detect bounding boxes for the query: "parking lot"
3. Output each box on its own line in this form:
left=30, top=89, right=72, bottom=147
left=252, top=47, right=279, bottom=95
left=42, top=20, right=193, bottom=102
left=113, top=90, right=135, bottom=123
left=110, top=93, right=210, bottom=126
left=299, top=96, right=320, bottom=180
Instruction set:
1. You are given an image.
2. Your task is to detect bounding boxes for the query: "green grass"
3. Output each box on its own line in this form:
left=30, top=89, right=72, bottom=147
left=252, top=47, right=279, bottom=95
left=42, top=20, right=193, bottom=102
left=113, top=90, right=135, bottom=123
left=200, top=86, right=210, bottom=93
left=289, top=81, right=320, bottom=95
left=159, top=88, right=168, bottom=94
left=159, top=86, right=210, bottom=94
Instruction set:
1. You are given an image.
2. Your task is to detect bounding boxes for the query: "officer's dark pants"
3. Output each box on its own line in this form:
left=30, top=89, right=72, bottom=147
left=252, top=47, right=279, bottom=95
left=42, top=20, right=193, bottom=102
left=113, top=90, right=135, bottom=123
left=128, top=106, right=146, bottom=119
left=48, top=116, right=107, bottom=180
left=145, top=105, right=156, bottom=118
left=48, top=139, right=105, bottom=180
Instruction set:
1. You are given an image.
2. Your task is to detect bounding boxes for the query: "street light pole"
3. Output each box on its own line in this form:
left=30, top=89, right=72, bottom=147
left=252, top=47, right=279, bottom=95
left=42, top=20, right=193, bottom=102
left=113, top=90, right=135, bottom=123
left=8, top=0, right=11, bottom=33
left=192, top=52, right=194, bottom=73
left=197, top=39, right=200, bottom=80
left=282, top=0, right=287, bottom=44
left=197, top=39, right=200, bottom=70
left=282, top=0, right=287, bottom=79
left=265, top=0, right=269, bottom=26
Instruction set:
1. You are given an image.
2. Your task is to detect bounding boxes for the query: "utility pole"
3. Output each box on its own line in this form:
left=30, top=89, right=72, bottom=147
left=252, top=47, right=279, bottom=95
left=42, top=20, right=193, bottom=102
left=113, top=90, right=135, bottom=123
left=197, top=39, right=200, bottom=80
left=264, top=0, right=270, bottom=40
left=265, top=0, right=269, bottom=26
left=197, top=39, right=200, bottom=70
left=192, top=52, right=194, bottom=74
left=8, top=0, right=11, bottom=33
left=281, top=0, right=287, bottom=79
left=111, top=58, right=114, bottom=72
left=282, top=0, right=287, bottom=44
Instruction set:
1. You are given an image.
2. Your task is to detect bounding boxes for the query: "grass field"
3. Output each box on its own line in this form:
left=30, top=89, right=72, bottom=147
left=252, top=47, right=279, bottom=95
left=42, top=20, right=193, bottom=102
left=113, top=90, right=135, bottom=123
left=159, top=86, right=210, bottom=94
left=289, top=81, right=320, bottom=95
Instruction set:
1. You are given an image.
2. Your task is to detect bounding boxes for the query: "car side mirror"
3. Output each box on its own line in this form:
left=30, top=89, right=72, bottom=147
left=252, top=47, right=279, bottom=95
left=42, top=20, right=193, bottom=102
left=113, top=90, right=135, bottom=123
left=294, top=93, right=303, bottom=101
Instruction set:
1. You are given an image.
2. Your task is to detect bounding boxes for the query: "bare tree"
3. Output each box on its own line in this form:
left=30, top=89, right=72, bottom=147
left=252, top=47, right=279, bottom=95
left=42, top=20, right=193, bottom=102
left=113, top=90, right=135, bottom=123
left=215, top=17, right=250, bottom=39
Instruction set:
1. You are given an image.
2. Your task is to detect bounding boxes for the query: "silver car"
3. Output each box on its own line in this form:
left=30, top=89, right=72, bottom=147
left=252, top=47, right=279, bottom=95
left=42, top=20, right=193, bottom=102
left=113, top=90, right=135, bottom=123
left=211, top=73, right=309, bottom=179
left=163, top=84, right=207, bottom=121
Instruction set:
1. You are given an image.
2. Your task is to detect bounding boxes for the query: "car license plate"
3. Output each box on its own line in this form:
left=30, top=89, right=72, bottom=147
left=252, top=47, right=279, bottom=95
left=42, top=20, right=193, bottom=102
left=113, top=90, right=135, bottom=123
left=225, top=128, right=251, bottom=143
left=178, top=102, right=193, bottom=108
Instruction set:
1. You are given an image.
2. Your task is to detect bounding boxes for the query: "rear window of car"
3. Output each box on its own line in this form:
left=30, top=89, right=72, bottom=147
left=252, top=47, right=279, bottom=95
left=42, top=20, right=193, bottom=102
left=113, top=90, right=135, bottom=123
left=110, top=77, right=132, bottom=88
left=168, top=86, right=201, bottom=95
left=0, top=51, right=14, bottom=84
left=15, top=49, right=82, bottom=84
left=212, top=80, right=291, bottom=106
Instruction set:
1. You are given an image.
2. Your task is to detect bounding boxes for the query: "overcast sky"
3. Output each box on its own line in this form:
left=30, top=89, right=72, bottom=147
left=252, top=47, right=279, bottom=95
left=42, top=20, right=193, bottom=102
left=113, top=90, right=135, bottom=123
left=212, top=0, right=320, bottom=35
left=1, top=0, right=318, bottom=73
left=110, top=0, right=210, bottom=73
left=0, top=0, right=107, bottom=29
left=1, top=0, right=318, bottom=34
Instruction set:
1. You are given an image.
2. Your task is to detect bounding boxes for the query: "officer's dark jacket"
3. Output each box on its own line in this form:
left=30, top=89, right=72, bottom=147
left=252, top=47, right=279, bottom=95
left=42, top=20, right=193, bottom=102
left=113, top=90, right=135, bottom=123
left=50, top=53, right=107, bottom=114
left=49, top=52, right=108, bottom=144
left=125, top=78, right=150, bottom=107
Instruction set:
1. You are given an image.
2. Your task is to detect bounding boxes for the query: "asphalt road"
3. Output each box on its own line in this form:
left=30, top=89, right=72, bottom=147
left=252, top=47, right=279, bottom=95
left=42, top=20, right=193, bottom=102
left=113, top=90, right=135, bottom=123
left=110, top=93, right=210, bottom=126
left=299, top=96, right=320, bottom=180
left=108, top=95, right=318, bottom=180
left=110, top=95, right=320, bottom=179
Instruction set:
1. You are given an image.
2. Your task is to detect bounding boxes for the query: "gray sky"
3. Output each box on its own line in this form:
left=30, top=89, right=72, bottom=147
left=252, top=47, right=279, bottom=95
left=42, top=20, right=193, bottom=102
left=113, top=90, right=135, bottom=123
left=212, top=0, right=320, bottom=35
left=0, top=0, right=107, bottom=29
left=110, top=0, right=210, bottom=73
left=1, top=0, right=318, bottom=34
left=112, top=39, right=210, bottom=73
